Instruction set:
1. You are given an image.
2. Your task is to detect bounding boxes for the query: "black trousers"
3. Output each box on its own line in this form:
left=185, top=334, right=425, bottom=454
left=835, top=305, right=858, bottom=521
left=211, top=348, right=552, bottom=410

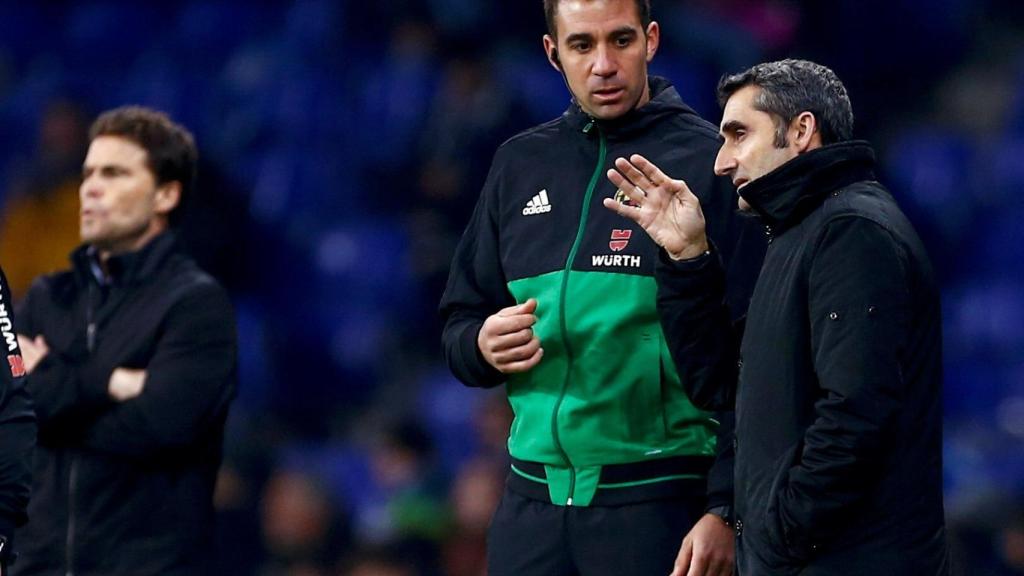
left=487, top=487, right=705, bottom=576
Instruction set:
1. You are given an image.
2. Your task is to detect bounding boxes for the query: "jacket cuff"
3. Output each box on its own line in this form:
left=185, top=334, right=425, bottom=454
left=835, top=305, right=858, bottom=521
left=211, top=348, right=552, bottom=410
left=655, top=242, right=725, bottom=290
left=459, top=322, right=505, bottom=388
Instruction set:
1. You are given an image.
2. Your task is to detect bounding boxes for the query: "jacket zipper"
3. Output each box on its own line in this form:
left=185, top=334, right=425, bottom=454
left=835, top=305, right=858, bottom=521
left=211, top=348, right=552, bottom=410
left=551, top=119, right=606, bottom=506
left=67, top=285, right=98, bottom=576
left=65, top=461, right=79, bottom=576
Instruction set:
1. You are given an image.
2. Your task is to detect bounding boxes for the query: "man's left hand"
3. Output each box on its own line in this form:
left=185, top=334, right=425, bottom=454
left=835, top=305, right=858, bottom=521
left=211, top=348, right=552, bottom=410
left=108, top=368, right=147, bottom=402
left=670, top=513, right=735, bottom=576
left=603, top=154, right=710, bottom=261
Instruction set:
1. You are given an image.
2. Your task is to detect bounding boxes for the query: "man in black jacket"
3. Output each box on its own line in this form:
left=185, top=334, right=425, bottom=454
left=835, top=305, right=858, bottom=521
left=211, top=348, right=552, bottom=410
left=0, top=271, right=35, bottom=576
left=606, top=59, right=949, bottom=575
left=440, top=1, right=765, bottom=575
left=13, top=106, right=237, bottom=576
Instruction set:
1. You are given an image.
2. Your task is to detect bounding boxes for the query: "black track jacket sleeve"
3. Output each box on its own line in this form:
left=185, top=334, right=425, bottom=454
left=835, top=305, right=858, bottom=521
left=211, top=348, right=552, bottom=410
left=770, top=217, right=911, bottom=560
left=655, top=246, right=740, bottom=514
left=81, top=283, right=237, bottom=457
left=0, top=268, right=36, bottom=541
left=439, top=154, right=515, bottom=388
left=655, top=246, right=738, bottom=411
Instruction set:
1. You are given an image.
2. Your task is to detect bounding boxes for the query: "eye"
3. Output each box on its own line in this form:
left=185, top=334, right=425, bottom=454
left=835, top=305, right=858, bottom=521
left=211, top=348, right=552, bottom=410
left=570, top=41, right=591, bottom=52
left=615, top=36, right=632, bottom=48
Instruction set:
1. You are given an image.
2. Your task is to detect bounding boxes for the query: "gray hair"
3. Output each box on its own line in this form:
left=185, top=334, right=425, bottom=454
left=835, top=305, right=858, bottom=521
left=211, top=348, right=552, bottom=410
left=717, top=59, right=854, bottom=147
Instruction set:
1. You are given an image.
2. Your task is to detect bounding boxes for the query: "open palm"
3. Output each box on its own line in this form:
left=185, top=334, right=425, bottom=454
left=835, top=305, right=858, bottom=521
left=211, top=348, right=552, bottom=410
left=602, top=154, right=709, bottom=260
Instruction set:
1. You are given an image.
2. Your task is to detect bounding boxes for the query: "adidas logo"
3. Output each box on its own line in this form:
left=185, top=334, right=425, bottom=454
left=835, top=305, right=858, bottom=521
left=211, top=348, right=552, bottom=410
left=522, top=190, right=552, bottom=216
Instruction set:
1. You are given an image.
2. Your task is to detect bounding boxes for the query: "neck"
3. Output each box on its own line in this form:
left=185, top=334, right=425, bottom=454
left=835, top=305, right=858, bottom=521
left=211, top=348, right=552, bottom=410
left=94, top=221, right=167, bottom=269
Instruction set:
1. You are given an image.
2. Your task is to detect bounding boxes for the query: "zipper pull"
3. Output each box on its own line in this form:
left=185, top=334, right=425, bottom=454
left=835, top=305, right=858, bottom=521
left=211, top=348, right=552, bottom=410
left=87, top=323, right=96, bottom=353
left=566, top=497, right=574, bottom=506
left=582, top=120, right=594, bottom=134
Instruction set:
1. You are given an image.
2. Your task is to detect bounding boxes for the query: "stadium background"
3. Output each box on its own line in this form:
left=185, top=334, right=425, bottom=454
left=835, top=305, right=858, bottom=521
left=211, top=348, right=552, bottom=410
left=0, top=0, right=1020, bottom=574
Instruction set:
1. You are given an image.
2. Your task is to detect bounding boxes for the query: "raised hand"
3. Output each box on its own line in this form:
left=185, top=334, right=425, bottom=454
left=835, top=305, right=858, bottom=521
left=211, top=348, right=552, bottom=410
left=602, top=154, right=709, bottom=260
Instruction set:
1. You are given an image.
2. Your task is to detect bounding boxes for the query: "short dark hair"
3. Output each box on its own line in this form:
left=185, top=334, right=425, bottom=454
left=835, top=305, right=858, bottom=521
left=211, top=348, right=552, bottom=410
left=543, top=0, right=651, bottom=39
left=717, top=59, right=854, bottom=147
left=89, top=106, right=198, bottom=226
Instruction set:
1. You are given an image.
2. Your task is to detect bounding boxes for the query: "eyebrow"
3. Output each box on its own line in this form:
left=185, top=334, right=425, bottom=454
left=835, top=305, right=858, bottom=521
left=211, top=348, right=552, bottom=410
left=609, top=26, right=639, bottom=38
left=564, top=26, right=639, bottom=45
left=720, top=120, right=746, bottom=136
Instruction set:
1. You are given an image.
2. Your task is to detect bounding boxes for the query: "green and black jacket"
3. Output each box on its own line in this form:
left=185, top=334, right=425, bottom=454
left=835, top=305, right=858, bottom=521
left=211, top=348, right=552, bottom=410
left=440, top=78, right=765, bottom=507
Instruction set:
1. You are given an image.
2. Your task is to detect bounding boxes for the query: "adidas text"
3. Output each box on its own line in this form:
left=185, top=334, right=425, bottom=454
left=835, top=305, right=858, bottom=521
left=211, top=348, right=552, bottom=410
left=523, top=190, right=552, bottom=216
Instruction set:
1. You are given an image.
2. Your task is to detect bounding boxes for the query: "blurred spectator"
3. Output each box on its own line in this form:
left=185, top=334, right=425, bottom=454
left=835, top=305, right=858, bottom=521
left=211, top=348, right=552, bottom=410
left=0, top=98, right=88, bottom=298
left=339, top=545, right=422, bottom=576
left=260, top=468, right=352, bottom=576
left=365, top=420, right=449, bottom=546
left=441, top=459, right=505, bottom=576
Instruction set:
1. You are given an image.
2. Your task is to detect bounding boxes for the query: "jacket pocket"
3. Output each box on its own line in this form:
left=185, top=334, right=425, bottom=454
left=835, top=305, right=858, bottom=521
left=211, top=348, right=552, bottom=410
left=742, top=441, right=806, bottom=573
left=764, top=440, right=813, bottom=566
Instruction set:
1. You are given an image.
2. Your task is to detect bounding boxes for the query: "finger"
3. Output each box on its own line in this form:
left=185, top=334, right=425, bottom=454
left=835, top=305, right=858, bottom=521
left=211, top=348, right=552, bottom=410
left=500, top=346, right=543, bottom=373
left=615, top=156, right=655, bottom=193
left=491, top=327, right=535, bottom=352
left=685, top=547, right=708, bottom=576
left=498, top=298, right=537, bottom=317
left=671, top=539, right=693, bottom=576
left=606, top=169, right=646, bottom=207
left=601, top=197, right=643, bottom=222
left=493, top=313, right=538, bottom=337
left=493, top=337, right=541, bottom=364
left=482, top=313, right=536, bottom=341
left=629, top=154, right=673, bottom=188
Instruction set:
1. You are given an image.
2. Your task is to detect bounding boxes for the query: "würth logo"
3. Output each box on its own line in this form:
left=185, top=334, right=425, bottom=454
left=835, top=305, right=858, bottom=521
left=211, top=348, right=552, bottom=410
left=522, top=190, right=552, bottom=216
left=7, top=355, right=24, bottom=378
left=610, top=229, right=632, bottom=252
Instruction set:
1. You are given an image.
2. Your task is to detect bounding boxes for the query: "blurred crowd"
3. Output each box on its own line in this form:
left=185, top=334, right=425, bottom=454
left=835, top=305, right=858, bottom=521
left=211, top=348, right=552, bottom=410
left=0, top=1, right=1021, bottom=573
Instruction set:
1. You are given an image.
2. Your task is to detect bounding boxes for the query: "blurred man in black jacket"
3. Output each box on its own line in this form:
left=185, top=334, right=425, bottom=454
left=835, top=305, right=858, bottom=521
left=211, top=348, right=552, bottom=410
left=0, top=268, right=36, bottom=576
left=14, top=106, right=237, bottom=576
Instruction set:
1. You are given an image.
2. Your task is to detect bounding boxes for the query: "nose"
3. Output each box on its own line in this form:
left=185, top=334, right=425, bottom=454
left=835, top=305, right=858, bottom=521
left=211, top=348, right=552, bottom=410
left=714, top=146, right=735, bottom=177
left=592, top=44, right=616, bottom=77
left=80, top=175, right=102, bottom=199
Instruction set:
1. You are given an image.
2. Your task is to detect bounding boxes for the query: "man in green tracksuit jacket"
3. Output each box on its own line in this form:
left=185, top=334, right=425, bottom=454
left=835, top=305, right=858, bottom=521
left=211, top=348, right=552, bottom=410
left=439, top=1, right=765, bottom=574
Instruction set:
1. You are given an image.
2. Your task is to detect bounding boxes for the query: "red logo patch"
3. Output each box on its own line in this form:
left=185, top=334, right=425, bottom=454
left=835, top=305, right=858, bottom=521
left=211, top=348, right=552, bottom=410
left=7, top=355, right=24, bottom=378
left=610, top=229, right=632, bottom=252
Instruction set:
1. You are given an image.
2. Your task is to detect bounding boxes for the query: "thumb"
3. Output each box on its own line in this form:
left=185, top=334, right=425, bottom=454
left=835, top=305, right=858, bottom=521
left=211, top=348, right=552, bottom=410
left=499, top=298, right=537, bottom=317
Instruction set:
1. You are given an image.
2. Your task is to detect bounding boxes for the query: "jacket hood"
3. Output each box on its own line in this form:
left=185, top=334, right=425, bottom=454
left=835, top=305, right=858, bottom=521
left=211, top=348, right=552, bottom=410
left=564, top=76, right=700, bottom=140
left=739, top=141, right=877, bottom=233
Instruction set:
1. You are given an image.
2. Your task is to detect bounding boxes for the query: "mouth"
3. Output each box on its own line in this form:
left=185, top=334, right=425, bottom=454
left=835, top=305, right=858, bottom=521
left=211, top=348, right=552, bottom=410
left=591, top=86, right=625, bottom=103
left=733, top=178, right=750, bottom=190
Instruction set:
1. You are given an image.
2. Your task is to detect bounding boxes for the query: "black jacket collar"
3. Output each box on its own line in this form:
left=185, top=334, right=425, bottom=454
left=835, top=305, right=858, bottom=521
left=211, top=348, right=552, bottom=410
left=739, top=141, right=877, bottom=233
left=564, top=76, right=699, bottom=140
left=71, top=231, right=178, bottom=287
